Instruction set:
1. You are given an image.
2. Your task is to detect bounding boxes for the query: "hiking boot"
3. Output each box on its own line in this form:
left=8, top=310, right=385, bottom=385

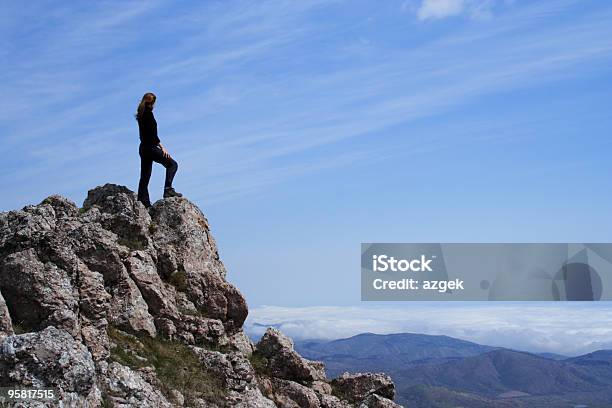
left=163, top=187, right=183, bottom=198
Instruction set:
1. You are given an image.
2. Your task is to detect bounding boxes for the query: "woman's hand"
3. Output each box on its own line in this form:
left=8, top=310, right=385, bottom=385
left=159, top=144, right=171, bottom=159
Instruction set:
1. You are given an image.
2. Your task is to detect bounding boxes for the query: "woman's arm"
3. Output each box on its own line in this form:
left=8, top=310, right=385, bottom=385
left=143, top=110, right=161, bottom=146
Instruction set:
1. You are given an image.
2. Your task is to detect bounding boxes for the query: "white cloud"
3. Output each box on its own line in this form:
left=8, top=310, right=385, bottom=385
left=416, top=0, right=501, bottom=21
left=417, top=0, right=467, bottom=20
left=246, top=304, right=612, bottom=356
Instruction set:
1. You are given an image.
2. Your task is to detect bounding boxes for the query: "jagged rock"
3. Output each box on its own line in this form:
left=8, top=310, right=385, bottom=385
left=331, top=372, right=395, bottom=403
left=256, top=328, right=326, bottom=383
left=125, top=250, right=180, bottom=319
left=319, top=394, right=353, bottom=408
left=191, top=347, right=255, bottom=392
left=177, top=314, right=226, bottom=346
left=149, top=198, right=248, bottom=332
left=0, top=290, right=13, bottom=339
left=0, top=185, right=400, bottom=407
left=358, top=394, right=402, bottom=408
left=312, top=380, right=333, bottom=395
left=82, top=183, right=152, bottom=248
left=0, top=248, right=80, bottom=336
left=270, top=378, right=321, bottom=408
left=0, top=326, right=101, bottom=406
left=228, top=329, right=255, bottom=356
left=103, top=361, right=171, bottom=407
left=108, top=270, right=157, bottom=337
left=230, top=387, right=277, bottom=408
left=0, top=203, right=56, bottom=251
left=40, top=195, right=79, bottom=220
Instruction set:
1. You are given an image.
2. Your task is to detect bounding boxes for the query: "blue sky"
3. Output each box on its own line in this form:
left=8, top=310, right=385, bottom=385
left=2, top=0, right=612, bottom=351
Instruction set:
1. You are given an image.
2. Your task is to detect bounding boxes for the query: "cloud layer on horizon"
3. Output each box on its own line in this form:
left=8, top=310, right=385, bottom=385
left=246, top=304, right=612, bottom=356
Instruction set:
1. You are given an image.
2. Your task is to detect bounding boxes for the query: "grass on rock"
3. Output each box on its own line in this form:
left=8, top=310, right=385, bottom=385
left=108, top=326, right=227, bottom=406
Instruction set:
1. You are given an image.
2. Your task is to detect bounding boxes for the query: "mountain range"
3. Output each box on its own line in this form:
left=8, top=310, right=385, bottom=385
left=294, top=332, right=612, bottom=408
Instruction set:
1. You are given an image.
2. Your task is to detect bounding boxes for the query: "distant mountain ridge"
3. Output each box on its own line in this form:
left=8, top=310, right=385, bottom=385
left=294, top=332, right=612, bottom=408
left=295, top=332, right=497, bottom=377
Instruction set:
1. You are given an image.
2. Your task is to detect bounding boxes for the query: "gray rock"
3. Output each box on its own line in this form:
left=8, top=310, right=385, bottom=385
left=0, top=326, right=101, bottom=406
left=331, top=372, right=395, bottom=403
left=269, top=378, right=321, bottom=408
left=150, top=198, right=248, bottom=332
left=312, top=380, right=333, bottom=395
left=319, top=394, right=353, bottom=408
left=104, top=361, right=171, bottom=407
left=0, top=185, right=399, bottom=407
left=256, top=328, right=326, bottom=383
left=0, top=290, right=13, bottom=339
left=0, top=203, right=56, bottom=251
left=230, top=387, right=277, bottom=408
left=191, top=347, right=255, bottom=392
left=40, top=195, right=79, bottom=220
left=107, top=269, right=157, bottom=337
left=82, top=183, right=152, bottom=249
left=125, top=251, right=180, bottom=319
left=228, top=329, right=255, bottom=356
left=0, top=248, right=80, bottom=337
left=358, top=394, right=403, bottom=408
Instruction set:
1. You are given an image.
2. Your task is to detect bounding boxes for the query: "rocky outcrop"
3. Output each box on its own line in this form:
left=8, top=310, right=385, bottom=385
left=256, top=328, right=326, bottom=383
left=0, top=184, right=402, bottom=407
left=331, top=373, right=396, bottom=404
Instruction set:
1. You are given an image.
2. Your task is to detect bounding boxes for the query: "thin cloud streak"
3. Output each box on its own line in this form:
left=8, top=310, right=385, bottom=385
left=2, top=0, right=611, bottom=210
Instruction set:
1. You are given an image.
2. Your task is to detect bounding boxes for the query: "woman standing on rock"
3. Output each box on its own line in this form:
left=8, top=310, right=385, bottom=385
left=135, top=92, right=182, bottom=208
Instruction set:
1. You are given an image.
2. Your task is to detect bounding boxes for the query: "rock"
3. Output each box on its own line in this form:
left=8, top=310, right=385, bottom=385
left=0, top=185, right=400, bottom=407
left=230, top=387, right=277, bottom=408
left=358, top=394, right=403, bottom=408
left=312, top=380, right=333, bottom=395
left=149, top=198, right=248, bottom=332
left=125, top=251, right=180, bottom=319
left=0, top=248, right=80, bottom=336
left=40, top=195, right=79, bottom=220
left=270, top=378, right=321, bottom=408
left=191, top=347, right=255, bottom=392
left=170, top=389, right=185, bottom=406
left=82, top=183, right=152, bottom=249
left=319, top=394, right=353, bottom=408
left=0, top=326, right=101, bottom=406
left=0, top=203, right=56, bottom=252
left=229, top=329, right=255, bottom=356
left=104, top=361, right=171, bottom=407
left=256, top=328, right=326, bottom=383
left=107, top=270, right=157, bottom=337
left=0, top=290, right=13, bottom=339
left=331, top=372, right=395, bottom=403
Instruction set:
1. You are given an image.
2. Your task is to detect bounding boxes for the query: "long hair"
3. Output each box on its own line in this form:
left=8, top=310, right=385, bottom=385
left=135, top=92, right=156, bottom=120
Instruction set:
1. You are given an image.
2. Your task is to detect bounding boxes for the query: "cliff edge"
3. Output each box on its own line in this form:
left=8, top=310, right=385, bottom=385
left=0, top=184, right=401, bottom=408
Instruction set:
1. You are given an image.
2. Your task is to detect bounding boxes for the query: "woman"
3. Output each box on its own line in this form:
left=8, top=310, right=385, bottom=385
left=135, top=92, right=182, bottom=208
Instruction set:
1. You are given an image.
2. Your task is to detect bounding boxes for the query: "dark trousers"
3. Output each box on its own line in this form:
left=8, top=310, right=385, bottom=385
left=137, top=143, right=178, bottom=206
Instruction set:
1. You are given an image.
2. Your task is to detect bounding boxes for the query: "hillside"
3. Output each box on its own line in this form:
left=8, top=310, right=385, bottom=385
left=0, top=184, right=401, bottom=407
left=395, top=348, right=609, bottom=397
left=296, top=332, right=496, bottom=377
left=296, top=333, right=612, bottom=407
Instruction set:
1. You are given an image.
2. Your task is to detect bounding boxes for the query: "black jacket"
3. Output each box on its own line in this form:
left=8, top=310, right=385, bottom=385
left=137, top=106, right=161, bottom=146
